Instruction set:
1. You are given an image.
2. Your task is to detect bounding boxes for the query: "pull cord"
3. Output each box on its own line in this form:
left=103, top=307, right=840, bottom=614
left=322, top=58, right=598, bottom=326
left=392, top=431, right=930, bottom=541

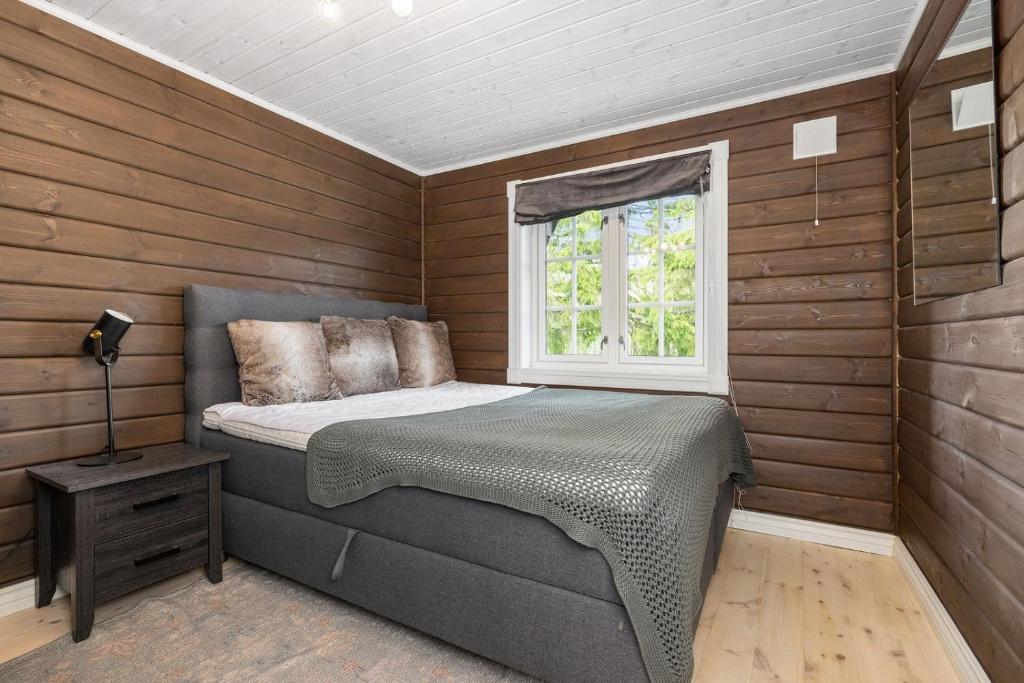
left=814, top=154, right=820, bottom=226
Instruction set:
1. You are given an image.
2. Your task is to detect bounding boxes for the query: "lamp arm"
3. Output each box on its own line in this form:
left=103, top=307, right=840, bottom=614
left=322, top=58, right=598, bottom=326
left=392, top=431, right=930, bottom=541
left=89, top=329, right=119, bottom=461
left=90, top=330, right=105, bottom=364
left=89, top=330, right=119, bottom=366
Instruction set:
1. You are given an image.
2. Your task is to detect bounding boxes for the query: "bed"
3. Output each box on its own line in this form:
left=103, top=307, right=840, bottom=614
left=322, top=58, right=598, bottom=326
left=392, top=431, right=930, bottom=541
left=183, top=284, right=747, bottom=682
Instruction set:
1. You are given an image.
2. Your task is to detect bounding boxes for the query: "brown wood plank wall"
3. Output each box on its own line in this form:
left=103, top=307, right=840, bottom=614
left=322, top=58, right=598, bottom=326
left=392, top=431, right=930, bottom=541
left=895, top=1, right=1024, bottom=681
left=907, top=49, right=1001, bottom=299
left=423, top=76, right=896, bottom=532
left=0, top=1, right=422, bottom=586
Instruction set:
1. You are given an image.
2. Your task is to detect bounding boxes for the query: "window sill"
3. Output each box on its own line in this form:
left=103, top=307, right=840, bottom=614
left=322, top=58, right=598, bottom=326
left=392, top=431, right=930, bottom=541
left=507, top=367, right=729, bottom=395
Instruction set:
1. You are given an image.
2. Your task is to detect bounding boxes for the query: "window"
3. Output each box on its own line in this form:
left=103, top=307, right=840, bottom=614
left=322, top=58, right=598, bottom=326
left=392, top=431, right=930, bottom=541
left=542, top=209, right=605, bottom=357
left=622, top=195, right=700, bottom=361
left=508, top=142, right=728, bottom=394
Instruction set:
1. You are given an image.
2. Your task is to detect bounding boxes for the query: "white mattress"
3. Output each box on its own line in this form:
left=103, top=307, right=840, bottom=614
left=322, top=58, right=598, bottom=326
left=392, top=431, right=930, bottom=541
left=202, top=381, right=532, bottom=451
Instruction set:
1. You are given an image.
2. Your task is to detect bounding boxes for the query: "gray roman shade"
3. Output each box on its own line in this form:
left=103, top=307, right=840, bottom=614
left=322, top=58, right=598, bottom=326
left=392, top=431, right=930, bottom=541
left=514, top=150, right=712, bottom=225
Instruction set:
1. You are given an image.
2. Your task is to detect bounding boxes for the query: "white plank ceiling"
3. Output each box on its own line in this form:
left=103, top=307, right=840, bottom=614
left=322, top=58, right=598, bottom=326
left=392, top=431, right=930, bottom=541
left=43, top=0, right=929, bottom=173
left=945, top=0, right=992, bottom=55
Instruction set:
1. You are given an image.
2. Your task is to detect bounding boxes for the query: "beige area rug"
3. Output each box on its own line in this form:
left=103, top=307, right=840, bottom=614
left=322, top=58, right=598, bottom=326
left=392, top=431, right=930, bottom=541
left=1, top=562, right=535, bottom=682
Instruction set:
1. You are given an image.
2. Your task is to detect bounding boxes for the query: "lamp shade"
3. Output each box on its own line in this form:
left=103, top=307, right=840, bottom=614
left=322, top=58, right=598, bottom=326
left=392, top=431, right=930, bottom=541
left=82, top=309, right=134, bottom=355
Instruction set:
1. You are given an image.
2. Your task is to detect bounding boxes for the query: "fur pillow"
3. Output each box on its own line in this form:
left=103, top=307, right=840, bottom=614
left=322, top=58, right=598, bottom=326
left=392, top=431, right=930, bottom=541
left=320, top=316, right=401, bottom=396
left=226, top=320, right=341, bottom=406
left=387, top=317, right=457, bottom=388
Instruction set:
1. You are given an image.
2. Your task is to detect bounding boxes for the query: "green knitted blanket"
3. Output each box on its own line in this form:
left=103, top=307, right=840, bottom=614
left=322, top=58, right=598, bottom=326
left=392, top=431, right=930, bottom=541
left=306, top=388, right=755, bottom=682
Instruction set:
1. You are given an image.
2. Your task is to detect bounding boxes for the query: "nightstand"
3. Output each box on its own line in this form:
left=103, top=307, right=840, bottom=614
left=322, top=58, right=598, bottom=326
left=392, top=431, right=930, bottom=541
left=28, top=443, right=229, bottom=642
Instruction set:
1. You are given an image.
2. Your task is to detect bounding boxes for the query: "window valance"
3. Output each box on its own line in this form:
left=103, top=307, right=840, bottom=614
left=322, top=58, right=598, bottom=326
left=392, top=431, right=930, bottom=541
left=513, top=150, right=712, bottom=225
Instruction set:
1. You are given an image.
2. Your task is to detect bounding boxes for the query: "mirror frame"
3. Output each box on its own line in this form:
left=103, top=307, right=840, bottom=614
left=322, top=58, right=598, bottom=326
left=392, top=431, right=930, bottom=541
left=908, top=0, right=1002, bottom=303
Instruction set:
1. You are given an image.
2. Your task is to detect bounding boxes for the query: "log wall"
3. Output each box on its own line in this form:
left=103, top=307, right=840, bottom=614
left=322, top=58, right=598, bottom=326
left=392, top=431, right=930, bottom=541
left=424, top=74, right=897, bottom=532
left=0, top=1, right=422, bottom=586
left=894, top=1, right=1024, bottom=680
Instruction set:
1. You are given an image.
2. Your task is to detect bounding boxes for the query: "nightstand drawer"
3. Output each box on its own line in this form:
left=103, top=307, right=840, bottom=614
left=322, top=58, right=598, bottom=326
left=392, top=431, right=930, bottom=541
left=94, top=467, right=208, bottom=543
left=94, top=514, right=209, bottom=602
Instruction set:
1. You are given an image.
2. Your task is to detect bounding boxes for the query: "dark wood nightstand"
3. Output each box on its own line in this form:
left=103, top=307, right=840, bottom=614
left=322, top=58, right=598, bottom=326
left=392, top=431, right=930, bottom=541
left=28, top=443, right=229, bottom=642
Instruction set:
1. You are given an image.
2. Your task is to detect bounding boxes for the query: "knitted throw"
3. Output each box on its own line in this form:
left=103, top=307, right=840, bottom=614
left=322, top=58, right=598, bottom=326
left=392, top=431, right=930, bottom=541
left=306, top=388, right=755, bottom=682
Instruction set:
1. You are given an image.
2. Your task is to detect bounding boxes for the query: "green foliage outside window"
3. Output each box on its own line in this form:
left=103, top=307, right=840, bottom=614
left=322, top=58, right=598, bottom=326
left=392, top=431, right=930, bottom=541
left=545, top=196, right=699, bottom=358
left=545, top=210, right=603, bottom=355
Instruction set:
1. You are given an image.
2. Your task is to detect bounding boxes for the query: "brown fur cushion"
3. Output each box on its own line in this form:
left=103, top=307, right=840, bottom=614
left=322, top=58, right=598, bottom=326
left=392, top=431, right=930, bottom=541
left=226, top=320, right=341, bottom=406
left=387, top=317, right=457, bottom=388
left=320, top=316, right=400, bottom=396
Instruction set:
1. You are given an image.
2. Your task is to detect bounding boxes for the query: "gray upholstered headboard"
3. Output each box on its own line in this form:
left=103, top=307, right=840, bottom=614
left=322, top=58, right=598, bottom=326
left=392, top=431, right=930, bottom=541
left=183, top=284, right=427, bottom=445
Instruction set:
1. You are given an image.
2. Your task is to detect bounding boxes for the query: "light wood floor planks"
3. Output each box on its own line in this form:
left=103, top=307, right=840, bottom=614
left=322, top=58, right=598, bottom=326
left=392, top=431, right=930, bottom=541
left=693, top=530, right=959, bottom=682
left=0, top=531, right=959, bottom=681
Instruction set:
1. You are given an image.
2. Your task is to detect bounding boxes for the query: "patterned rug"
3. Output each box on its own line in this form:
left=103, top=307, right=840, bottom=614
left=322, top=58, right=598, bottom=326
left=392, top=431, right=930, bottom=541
left=1, top=562, right=535, bottom=682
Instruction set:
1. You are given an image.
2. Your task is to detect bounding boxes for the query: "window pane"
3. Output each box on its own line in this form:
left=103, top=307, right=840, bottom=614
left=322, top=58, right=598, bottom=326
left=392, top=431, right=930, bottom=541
left=545, top=310, right=571, bottom=355
left=575, top=210, right=603, bottom=256
left=664, top=307, right=696, bottom=358
left=547, top=218, right=572, bottom=258
left=663, top=250, right=696, bottom=302
left=577, top=309, right=603, bottom=355
left=545, top=260, right=571, bottom=306
left=627, top=200, right=657, bottom=253
left=663, top=196, right=697, bottom=250
left=627, top=253, right=658, bottom=303
left=627, top=307, right=659, bottom=357
left=576, top=259, right=602, bottom=306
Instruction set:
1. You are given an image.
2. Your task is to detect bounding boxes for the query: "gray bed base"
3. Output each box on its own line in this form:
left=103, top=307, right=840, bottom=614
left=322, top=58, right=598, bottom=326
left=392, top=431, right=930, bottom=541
left=184, top=284, right=735, bottom=682
left=221, top=483, right=734, bottom=683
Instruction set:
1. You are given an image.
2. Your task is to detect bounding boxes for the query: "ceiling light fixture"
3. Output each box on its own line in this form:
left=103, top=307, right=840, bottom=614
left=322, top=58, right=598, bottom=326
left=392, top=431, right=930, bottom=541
left=391, top=0, right=414, bottom=18
left=318, top=0, right=342, bottom=24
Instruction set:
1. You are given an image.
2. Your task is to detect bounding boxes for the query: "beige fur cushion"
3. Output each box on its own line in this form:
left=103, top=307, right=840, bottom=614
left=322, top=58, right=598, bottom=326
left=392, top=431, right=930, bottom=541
left=320, top=316, right=400, bottom=396
left=387, top=317, right=457, bottom=388
left=226, top=320, right=341, bottom=406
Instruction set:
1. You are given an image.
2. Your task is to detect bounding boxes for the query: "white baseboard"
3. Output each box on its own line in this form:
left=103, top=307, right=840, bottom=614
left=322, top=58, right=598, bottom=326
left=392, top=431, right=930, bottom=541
left=728, top=509, right=989, bottom=682
left=728, top=509, right=895, bottom=555
left=0, top=579, right=66, bottom=619
left=893, top=540, right=990, bottom=683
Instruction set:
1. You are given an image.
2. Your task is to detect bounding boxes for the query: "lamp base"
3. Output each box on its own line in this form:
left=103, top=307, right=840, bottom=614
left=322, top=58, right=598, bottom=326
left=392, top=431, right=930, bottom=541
left=76, top=451, right=144, bottom=467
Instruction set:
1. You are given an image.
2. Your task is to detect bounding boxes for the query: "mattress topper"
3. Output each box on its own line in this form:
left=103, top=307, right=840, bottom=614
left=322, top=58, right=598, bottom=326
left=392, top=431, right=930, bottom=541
left=202, top=381, right=532, bottom=451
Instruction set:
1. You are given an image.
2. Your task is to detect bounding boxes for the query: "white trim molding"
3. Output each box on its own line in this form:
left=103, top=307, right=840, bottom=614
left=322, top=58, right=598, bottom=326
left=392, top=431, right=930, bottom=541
left=22, top=0, right=910, bottom=178
left=729, top=509, right=990, bottom=682
left=506, top=140, right=730, bottom=395
left=0, top=578, right=65, bottom=619
left=893, top=540, right=991, bottom=683
left=423, top=64, right=893, bottom=175
left=728, top=509, right=895, bottom=556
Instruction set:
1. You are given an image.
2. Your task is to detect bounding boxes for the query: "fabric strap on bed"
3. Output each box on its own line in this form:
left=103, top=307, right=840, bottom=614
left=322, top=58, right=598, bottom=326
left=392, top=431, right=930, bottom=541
left=305, top=387, right=755, bottom=683
left=330, top=529, right=359, bottom=581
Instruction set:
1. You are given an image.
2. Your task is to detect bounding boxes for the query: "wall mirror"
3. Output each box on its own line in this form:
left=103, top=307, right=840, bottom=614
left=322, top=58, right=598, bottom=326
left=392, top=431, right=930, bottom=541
left=909, top=0, right=1001, bottom=302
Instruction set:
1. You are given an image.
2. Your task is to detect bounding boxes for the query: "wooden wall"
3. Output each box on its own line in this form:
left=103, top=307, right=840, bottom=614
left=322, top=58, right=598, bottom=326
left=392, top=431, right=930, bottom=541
left=894, top=1, right=1024, bottom=681
left=907, top=48, right=1001, bottom=300
left=0, top=1, right=421, bottom=587
left=424, top=76, right=896, bottom=532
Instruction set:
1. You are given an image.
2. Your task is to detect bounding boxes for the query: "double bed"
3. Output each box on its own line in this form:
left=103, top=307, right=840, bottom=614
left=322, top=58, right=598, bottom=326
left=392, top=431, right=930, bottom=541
left=183, top=284, right=751, bottom=682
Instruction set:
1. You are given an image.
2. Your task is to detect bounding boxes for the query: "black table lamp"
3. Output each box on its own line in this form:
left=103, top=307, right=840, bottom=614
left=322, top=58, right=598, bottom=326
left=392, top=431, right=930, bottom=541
left=79, top=310, right=143, bottom=466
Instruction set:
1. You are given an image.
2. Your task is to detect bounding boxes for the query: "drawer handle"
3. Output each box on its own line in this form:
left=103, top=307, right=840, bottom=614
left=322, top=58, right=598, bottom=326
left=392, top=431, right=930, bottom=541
left=134, top=546, right=181, bottom=567
left=132, top=493, right=180, bottom=511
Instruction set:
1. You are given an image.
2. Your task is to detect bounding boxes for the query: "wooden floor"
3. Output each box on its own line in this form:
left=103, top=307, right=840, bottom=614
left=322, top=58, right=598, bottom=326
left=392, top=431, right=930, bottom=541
left=0, top=530, right=959, bottom=681
left=693, top=530, right=959, bottom=682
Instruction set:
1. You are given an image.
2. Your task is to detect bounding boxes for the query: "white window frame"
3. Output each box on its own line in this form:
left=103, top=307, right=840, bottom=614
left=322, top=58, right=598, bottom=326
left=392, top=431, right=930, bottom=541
left=507, top=140, right=729, bottom=395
